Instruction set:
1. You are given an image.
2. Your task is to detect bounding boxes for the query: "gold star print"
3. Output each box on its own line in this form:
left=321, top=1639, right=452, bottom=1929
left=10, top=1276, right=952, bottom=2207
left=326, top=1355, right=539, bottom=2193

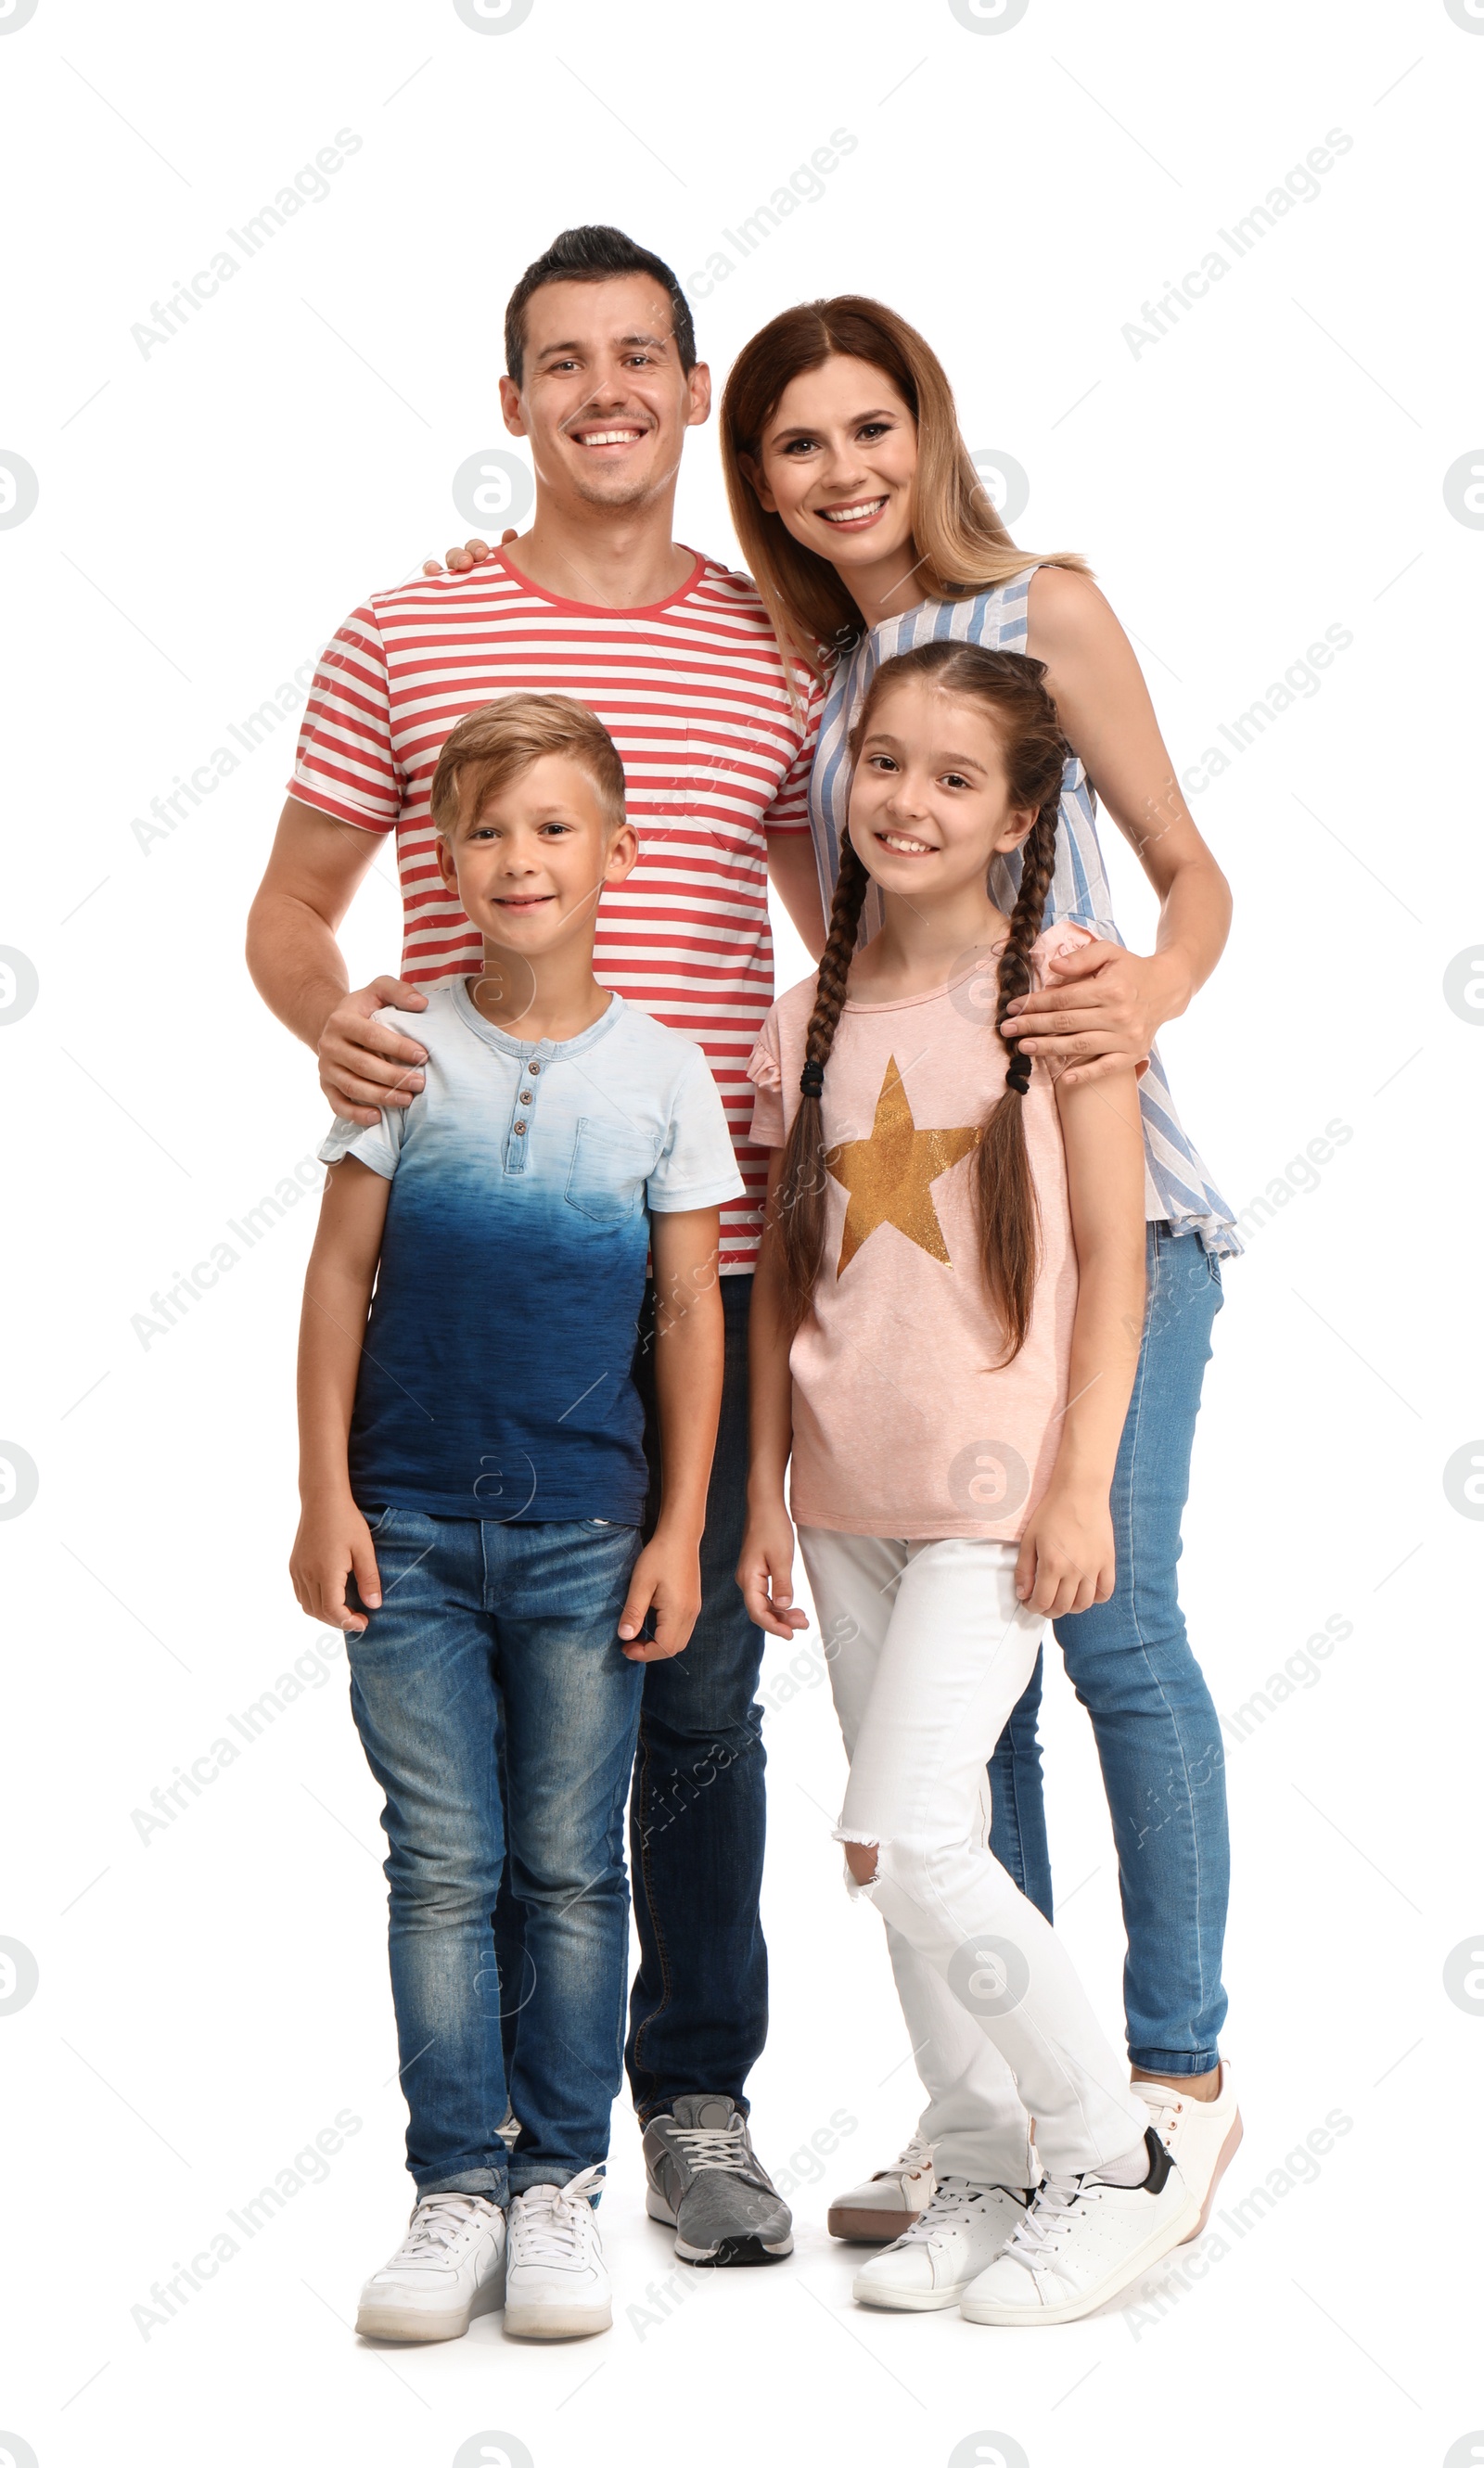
left=829, top=1055, right=981, bottom=1274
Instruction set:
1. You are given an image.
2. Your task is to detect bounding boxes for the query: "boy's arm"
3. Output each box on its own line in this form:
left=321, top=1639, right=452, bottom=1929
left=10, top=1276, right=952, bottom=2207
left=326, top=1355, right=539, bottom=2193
left=736, top=1152, right=809, bottom=1639
left=290, top=1155, right=391, bottom=1633
left=616, top=1207, right=725, bottom=1662
left=1016, top=1068, right=1146, bottom=1618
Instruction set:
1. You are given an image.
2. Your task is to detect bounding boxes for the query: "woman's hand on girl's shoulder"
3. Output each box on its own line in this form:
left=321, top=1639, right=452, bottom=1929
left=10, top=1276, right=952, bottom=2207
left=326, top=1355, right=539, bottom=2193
left=737, top=1500, right=809, bottom=1641
left=1014, top=1485, right=1116, bottom=1618
left=1005, top=938, right=1166, bottom=1086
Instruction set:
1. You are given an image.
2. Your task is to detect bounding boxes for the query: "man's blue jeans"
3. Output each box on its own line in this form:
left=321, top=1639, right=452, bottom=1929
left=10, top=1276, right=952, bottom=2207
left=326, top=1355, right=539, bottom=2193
left=346, top=1508, right=644, bottom=2199
left=989, top=1224, right=1230, bottom=2076
left=624, top=1272, right=769, bottom=2120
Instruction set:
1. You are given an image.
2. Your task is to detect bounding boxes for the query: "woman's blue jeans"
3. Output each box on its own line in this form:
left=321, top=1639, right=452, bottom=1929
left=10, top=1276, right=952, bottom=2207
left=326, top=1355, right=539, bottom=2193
left=989, top=1224, right=1230, bottom=2076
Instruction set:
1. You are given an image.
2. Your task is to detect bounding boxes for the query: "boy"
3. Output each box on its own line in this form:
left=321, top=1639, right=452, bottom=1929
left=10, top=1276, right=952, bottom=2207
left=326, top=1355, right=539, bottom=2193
left=289, top=693, right=740, bottom=2342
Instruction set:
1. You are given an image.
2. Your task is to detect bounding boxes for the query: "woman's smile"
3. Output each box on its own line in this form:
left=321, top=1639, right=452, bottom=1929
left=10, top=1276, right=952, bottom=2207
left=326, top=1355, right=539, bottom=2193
left=816, top=495, right=890, bottom=530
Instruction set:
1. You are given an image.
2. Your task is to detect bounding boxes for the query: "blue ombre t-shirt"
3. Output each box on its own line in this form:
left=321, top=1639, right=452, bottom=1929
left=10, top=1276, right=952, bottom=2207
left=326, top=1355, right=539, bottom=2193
left=318, top=984, right=743, bottom=1524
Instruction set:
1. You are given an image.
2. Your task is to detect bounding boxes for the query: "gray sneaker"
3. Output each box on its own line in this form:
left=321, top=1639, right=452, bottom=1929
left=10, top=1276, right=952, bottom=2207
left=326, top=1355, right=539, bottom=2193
left=643, top=2095, right=794, bottom=2267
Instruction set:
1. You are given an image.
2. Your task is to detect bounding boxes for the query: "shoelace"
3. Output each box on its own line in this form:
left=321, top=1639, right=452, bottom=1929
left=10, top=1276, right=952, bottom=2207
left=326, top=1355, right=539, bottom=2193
left=1136, top=2083, right=1184, bottom=2145
left=669, top=2119, right=757, bottom=2177
left=390, top=2192, right=496, bottom=2265
left=874, top=2130, right=934, bottom=2184
left=894, top=2176, right=1002, bottom=2249
left=999, top=2175, right=1095, bottom=2271
left=512, top=2165, right=605, bottom=2264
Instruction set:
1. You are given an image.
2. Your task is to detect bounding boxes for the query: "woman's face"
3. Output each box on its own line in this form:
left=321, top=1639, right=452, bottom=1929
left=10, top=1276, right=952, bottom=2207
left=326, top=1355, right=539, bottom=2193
left=747, top=356, right=920, bottom=582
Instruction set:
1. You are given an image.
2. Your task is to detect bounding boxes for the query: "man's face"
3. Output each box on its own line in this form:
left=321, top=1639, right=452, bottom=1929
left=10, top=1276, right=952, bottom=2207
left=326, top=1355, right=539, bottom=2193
left=500, top=274, right=710, bottom=515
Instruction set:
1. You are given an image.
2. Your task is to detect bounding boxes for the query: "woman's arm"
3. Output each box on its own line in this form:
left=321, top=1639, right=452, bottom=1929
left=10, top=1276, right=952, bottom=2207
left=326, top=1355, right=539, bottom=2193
left=289, top=1156, right=391, bottom=1632
left=1013, top=566, right=1233, bottom=1088
left=616, top=1207, right=724, bottom=1662
left=736, top=1153, right=810, bottom=1640
left=1015, top=1066, right=1146, bottom=1616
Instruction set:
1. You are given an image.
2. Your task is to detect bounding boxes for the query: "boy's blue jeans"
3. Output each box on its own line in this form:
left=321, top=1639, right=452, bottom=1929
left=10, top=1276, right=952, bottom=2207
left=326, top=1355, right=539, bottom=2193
left=346, top=1507, right=644, bottom=2201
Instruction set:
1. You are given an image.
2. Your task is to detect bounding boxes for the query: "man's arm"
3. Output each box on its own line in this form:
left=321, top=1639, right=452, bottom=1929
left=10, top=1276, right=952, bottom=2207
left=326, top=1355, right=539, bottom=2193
left=766, top=828, right=827, bottom=963
left=247, top=797, right=429, bottom=1126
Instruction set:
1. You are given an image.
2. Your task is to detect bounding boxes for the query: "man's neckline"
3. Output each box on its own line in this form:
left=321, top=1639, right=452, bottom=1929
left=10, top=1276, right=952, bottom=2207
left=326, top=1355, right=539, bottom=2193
left=486, top=543, right=708, bottom=618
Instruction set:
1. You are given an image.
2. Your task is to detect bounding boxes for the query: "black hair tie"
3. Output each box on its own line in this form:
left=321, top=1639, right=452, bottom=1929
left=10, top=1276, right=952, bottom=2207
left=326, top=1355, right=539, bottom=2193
left=800, top=1059, right=825, bottom=1101
left=1004, top=1056, right=1031, bottom=1097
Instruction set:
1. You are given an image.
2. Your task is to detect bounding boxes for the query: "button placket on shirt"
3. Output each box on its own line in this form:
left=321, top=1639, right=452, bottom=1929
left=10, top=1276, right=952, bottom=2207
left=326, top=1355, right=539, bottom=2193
left=504, top=1051, right=546, bottom=1172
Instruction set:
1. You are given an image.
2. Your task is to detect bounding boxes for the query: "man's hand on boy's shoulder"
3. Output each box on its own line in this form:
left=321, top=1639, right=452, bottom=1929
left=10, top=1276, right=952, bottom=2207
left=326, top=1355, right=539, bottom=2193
left=319, top=977, right=429, bottom=1126
left=617, top=1522, right=704, bottom=1662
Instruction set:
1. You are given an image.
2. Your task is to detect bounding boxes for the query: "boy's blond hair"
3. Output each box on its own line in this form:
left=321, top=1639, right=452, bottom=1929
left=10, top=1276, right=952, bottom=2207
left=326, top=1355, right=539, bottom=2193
left=429, top=693, right=626, bottom=841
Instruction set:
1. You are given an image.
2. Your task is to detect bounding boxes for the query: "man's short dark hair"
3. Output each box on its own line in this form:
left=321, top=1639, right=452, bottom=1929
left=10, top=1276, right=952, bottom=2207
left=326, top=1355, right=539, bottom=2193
left=504, top=225, right=697, bottom=390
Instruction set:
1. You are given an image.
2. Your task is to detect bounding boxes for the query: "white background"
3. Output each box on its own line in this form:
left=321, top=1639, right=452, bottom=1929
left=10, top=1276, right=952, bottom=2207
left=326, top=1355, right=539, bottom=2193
left=2, top=2, right=1481, bottom=2463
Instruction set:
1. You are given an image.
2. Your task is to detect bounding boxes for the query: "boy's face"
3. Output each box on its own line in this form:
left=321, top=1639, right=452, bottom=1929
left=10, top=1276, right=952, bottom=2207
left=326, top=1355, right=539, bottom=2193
left=436, top=754, right=636, bottom=959
left=499, top=274, right=710, bottom=518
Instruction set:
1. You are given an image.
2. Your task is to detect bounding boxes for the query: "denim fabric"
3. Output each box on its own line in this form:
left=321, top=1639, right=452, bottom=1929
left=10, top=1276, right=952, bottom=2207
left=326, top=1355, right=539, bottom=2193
left=624, top=1272, right=770, bottom=2118
left=987, top=1224, right=1229, bottom=2075
left=346, top=1508, right=644, bottom=2197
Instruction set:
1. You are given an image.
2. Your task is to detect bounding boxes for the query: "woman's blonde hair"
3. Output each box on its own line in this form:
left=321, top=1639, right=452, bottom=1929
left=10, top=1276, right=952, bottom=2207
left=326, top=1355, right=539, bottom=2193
left=721, top=296, right=1090, bottom=680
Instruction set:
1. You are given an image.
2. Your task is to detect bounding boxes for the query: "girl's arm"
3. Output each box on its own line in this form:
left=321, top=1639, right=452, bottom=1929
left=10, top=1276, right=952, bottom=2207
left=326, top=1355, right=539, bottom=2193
left=1016, top=1067, right=1147, bottom=1617
left=1013, top=566, right=1233, bottom=1089
left=617, top=1207, right=724, bottom=1663
left=737, top=1151, right=810, bottom=1640
left=289, top=1156, right=390, bottom=1633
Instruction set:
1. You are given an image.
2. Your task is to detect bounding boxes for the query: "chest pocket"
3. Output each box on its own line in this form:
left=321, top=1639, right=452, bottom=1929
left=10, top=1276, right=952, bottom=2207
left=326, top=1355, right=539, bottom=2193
left=564, top=1119, right=660, bottom=1224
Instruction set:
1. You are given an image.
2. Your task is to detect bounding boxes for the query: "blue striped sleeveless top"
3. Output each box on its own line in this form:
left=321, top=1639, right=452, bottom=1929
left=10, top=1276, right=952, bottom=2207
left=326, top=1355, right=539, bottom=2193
left=806, top=569, right=1238, bottom=1255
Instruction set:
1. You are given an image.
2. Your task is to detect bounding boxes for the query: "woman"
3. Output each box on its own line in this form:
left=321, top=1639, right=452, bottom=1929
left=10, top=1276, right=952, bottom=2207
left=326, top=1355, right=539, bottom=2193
left=719, top=297, right=1241, bottom=2242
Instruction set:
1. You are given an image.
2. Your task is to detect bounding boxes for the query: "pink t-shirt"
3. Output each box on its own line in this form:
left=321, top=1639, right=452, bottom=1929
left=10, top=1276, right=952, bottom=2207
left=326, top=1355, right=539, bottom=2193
left=747, top=927, right=1094, bottom=1542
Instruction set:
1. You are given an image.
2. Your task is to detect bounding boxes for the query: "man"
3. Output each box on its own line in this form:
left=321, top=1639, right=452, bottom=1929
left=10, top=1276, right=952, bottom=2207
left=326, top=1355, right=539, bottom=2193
left=248, top=225, right=825, bottom=2273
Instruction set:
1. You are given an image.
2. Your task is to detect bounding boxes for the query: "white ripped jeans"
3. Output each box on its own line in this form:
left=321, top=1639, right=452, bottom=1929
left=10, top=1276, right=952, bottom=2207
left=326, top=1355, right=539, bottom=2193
left=799, top=1528, right=1150, bottom=2185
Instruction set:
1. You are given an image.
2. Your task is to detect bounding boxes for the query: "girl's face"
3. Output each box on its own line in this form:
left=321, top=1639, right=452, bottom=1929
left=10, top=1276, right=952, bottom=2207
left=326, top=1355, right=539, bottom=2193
left=848, top=681, right=1035, bottom=905
left=745, top=355, right=920, bottom=582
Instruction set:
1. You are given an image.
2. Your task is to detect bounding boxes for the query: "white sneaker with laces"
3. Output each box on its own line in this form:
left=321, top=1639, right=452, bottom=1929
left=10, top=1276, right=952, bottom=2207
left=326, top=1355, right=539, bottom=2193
left=1135, top=2061, right=1242, bottom=2240
left=851, top=2177, right=1029, bottom=2311
left=354, top=2192, right=505, bottom=2342
left=505, top=2166, right=611, bottom=2339
left=959, top=2129, right=1200, bottom=2325
left=827, top=2130, right=936, bottom=2243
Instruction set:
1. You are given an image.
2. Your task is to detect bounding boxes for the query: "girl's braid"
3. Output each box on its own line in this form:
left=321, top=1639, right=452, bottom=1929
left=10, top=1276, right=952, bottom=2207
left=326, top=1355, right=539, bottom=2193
left=994, top=796, right=1061, bottom=1097
left=800, top=831, right=872, bottom=1093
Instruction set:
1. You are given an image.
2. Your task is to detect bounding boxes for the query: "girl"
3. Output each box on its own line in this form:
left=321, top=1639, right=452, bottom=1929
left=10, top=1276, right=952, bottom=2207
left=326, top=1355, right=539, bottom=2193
left=721, top=296, right=1241, bottom=2232
left=739, top=639, right=1198, bottom=2323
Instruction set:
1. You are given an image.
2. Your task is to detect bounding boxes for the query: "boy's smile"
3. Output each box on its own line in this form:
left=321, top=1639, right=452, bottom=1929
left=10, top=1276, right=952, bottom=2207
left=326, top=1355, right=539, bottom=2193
left=435, top=751, right=636, bottom=958
left=432, top=748, right=637, bottom=1042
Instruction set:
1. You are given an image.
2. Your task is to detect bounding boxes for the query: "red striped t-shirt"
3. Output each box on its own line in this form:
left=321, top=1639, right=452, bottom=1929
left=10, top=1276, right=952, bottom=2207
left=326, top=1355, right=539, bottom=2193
left=288, top=548, right=822, bottom=1272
